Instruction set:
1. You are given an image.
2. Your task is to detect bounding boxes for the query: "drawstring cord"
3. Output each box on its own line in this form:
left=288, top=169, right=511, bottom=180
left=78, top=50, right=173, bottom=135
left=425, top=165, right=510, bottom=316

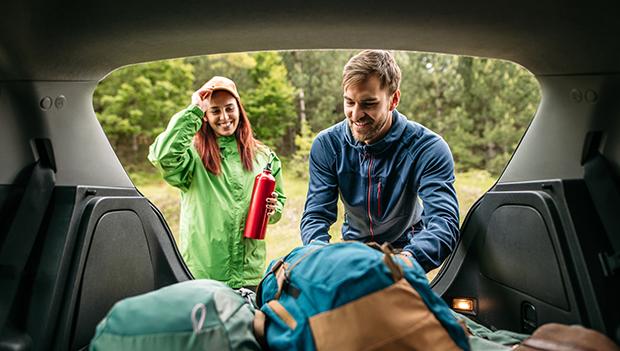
left=191, top=303, right=207, bottom=333
left=237, top=287, right=257, bottom=308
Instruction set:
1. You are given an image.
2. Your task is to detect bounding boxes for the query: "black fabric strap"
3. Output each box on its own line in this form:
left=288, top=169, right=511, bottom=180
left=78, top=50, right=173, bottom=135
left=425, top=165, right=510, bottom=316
left=0, top=139, right=56, bottom=332
left=582, top=132, right=620, bottom=276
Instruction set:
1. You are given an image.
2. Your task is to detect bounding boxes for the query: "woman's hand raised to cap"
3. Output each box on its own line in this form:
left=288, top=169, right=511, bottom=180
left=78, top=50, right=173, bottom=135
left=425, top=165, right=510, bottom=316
left=191, top=83, right=214, bottom=113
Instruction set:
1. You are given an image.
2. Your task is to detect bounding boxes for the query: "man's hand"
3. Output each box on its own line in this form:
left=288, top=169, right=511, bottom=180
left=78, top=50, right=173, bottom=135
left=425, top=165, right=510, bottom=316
left=266, top=192, right=278, bottom=217
left=191, top=83, right=214, bottom=113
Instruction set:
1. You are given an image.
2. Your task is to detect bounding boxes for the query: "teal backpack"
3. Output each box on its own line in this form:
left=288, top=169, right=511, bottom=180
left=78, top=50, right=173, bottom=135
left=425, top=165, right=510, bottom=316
left=254, top=242, right=470, bottom=351
left=90, top=279, right=260, bottom=351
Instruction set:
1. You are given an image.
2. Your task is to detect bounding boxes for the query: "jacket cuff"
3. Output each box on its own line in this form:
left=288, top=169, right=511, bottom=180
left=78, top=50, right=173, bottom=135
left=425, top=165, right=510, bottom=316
left=187, top=104, right=205, bottom=117
left=268, top=210, right=282, bottom=224
left=406, top=245, right=435, bottom=272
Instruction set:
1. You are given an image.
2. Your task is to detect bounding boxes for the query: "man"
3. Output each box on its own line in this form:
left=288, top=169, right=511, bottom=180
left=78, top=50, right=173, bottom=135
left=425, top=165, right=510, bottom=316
left=300, top=50, right=459, bottom=272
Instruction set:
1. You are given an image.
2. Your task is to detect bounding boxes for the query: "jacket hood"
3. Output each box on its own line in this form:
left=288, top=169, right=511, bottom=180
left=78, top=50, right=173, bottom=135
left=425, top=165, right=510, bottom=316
left=344, top=109, right=408, bottom=154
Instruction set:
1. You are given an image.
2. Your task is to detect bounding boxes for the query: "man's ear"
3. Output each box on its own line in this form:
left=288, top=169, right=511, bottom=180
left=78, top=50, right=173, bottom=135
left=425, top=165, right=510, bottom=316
left=389, top=89, right=401, bottom=111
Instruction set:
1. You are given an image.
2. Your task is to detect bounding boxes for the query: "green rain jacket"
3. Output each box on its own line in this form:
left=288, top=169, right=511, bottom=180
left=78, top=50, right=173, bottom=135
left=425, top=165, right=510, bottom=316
left=148, top=105, right=286, bottom=288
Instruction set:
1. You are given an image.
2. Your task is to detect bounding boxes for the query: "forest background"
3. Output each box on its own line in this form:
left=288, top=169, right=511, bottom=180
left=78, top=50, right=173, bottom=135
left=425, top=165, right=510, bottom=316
left=93, top=50, right=540, bottom=272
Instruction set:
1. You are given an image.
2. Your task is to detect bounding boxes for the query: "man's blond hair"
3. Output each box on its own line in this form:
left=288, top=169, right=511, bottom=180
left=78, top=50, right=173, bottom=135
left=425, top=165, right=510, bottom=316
left=342, top=50, right=401, bottom=94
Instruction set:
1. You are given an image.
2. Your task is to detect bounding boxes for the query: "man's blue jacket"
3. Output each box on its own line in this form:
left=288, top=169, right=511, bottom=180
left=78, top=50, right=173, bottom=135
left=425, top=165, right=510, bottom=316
left=300, top=110, right=460, bottom=272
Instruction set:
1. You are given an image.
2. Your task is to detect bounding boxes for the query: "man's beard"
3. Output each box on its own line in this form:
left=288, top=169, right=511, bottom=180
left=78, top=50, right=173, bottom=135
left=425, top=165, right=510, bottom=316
left=350, top=117, right=374, bottom=143
left=350, top=111, right=390, bottom=143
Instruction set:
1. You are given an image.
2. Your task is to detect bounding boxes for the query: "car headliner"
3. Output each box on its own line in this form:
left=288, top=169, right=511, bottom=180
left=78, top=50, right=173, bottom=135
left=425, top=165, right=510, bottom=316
left=1, top=0, right=619, bottom=81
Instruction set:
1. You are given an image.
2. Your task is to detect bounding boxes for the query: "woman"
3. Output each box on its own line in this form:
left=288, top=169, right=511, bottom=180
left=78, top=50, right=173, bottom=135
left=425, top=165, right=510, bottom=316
left=148, top=76, right=286, bottom=289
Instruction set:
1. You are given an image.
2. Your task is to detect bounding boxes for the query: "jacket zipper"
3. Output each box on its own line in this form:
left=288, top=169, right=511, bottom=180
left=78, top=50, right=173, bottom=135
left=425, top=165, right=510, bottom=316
left=367, top=155, right=374, bottom=241
left=377, top=181, right=382, bottom=217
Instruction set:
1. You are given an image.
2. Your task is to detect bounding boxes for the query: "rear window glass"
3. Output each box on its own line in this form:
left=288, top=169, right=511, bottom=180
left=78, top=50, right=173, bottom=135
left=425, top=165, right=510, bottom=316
left=94, top=50, right=541, bottom=279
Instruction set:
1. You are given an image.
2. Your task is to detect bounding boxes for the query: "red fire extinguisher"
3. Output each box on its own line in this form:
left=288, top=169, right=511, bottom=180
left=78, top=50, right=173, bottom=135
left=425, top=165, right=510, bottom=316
left=243, top=162, right=276, bottom=240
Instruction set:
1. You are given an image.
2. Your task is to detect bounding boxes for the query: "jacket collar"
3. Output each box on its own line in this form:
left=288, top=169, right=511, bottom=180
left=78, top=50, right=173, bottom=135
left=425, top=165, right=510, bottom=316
left=344, top=109, right=407, bottom=154
left=218, top=135, right=238, bottom=156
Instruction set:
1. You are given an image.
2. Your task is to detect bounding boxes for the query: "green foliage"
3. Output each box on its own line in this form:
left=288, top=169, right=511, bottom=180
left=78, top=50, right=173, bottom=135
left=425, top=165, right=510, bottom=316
left=186, top=53, right=257, bottom=92
left=281, top=51, right=354, bottom=133
left=289, top=119, right=314, bottom=179
left=186, top=52, right=298, bottom=151
left=94, top=59, right=194, bottom=164
left=243, top=52, right=297, bottom=150
left=397, top=54, right=540, bottom=175
left=94, top=50, right=541, bottom=177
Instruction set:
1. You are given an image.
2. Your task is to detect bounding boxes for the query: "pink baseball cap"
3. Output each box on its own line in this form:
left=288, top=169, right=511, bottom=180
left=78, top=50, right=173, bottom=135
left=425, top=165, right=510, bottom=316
left=204, top=76, right=240, bottom=101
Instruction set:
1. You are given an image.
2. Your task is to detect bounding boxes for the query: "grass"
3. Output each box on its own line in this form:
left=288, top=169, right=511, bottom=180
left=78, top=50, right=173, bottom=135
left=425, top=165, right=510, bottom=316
left=136, top=168, right=495, bottom=280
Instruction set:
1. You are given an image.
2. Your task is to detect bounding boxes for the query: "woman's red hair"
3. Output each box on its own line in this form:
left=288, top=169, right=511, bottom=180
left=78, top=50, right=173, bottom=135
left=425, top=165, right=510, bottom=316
left=194, top=100, right=256, bottom=175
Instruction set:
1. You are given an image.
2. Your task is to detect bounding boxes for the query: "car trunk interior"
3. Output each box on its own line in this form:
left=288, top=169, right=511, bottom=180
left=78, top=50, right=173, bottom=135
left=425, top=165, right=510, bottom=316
left=1, top=1, right=619, bottom=349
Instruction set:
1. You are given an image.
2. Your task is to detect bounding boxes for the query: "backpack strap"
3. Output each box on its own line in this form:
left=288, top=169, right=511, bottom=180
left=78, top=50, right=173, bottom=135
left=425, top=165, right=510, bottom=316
left=266, top=301, right=297, bottom=330
left=274, top=262, right=289, bottom=300
left=380, top=243, right=404, bottom=282
left=253, top=245, right=324, bottom=348
left=253, top=310, right=269, bottom=350
left=256, top=258, right=285, bottom=306
left=253, top=301, right=299, bottom=350
left=273, top=245, right=324, bottom=299
left=256, top=245, right=324, bottom=305
left=367, top=242, right=404, bottom=282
